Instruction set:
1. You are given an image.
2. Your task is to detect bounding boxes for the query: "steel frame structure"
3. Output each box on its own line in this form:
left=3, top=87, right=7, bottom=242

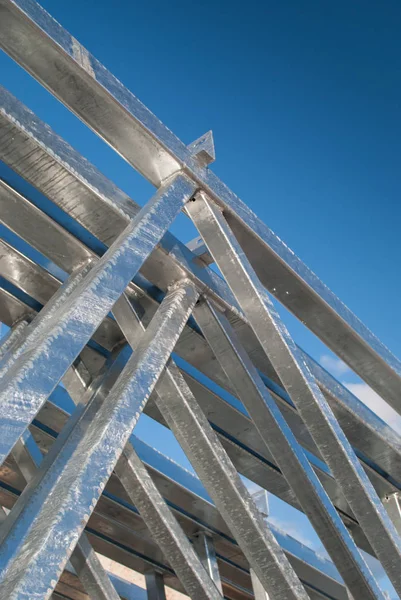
left=0, top=0, right=400, bottom=598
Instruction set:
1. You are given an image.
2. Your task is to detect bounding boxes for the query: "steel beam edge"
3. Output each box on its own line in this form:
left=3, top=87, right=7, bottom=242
left=1, top=89, right=400, bottom=503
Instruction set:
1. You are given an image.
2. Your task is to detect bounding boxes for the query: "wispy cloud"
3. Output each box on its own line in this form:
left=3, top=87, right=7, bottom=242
left=268, top=515, right=316, bottom=548
left=320, top=354, right=350, bottom=377
left=318, top=352, right=401, bottom=433
left=343, top=382, right=401, bottom=433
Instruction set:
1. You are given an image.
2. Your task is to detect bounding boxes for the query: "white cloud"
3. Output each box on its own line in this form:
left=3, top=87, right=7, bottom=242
left=268, top=515, right=316, bottom=548
left=343, top=382, right=401, bottom=434
left=320, top=354, right=351, bottom=377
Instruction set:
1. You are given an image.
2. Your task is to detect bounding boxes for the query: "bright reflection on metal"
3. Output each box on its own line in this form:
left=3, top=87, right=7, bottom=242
left=10, top=433, right=120, bottom=600
left=0, top=2, right=400, bottom=597
left=0, top=174, right=196, bottom=466
left=112, top=297, right=309, bottom=600
left=188, top=193, right=399, bottom=597
left=0, top=280, right=198, bottom=599
left=1, top=0, right=400, bottom=413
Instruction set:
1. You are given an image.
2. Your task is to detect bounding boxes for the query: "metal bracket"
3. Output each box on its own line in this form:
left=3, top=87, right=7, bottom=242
left=188, top=130, right=216, bottom=166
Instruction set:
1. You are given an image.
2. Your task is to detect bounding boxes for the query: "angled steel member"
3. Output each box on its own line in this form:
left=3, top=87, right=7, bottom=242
left=112, top=295, right=309, bottom=600
left=187, top=192, right=399, bottom=597
left=0, top=279, right=198, bottom=599
left=115, top=444, right=223, bottom=600
left=10, top=434, right=120, bottom=600
left=1, top=0, right=400, bottom=413
left=6, top=320, right=223, bottom=599
left=1, top=89, right=401, bottom=513
left=0, top=174, right=196, bottom=466
left=194, top=297, right=381, bottom=599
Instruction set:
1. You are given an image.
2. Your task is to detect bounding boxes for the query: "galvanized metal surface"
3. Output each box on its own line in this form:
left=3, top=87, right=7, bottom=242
left=193, top=298, right=382, bottom=598
left=0, top=1, right=400, bottom=599
left=187, top=193, right=401, bottom=597
left=0, top=282, right=198, bottom=598
left=1, top=88, right=400, bottom=518
left=2, top=0, right=401, bottom=416
left=145, top=571, right=167, bottom=600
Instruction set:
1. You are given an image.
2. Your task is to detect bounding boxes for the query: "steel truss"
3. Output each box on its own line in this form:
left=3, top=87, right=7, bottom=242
left=0, top=1, right=400, bottom=598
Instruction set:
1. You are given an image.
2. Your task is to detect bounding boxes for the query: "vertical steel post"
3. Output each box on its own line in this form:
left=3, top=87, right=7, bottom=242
left=250, top=490, right=270, bottom=599
left=145, top=570, right=167, bottom=600
left=251, top=570, right=269, bottom=600
left=192, top=532, right=223, bottom=594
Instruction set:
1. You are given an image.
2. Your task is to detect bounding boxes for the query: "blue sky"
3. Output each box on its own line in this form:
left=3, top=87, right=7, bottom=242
left=1, top=0, right=401, bottom=595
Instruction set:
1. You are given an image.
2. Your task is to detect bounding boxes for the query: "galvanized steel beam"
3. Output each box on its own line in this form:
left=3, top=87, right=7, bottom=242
left=112, top=296, right=309, bottom=600
left=1, top=89, right=400, bottom=513
left=193, top=298, right=380, bottom=599
left=0, top=280, right=198, bottom=599
left=9, top=432, right=121, bottom=600
left=115, top=444, right=223, bottom=600
left=0, top=2, right=399, bottom=596
left=0, top=0, right=400, bottom=414
left=0, top=280, right=389, bottom=563
left=187, top=192, right=400, bottom=597
left=0, top=174, right=196, bottom=466
left=1, top=180, right=399, bottom=549
left=0, top=430, right=349, bottom=600
left=154, top=364, right=309, bottom=600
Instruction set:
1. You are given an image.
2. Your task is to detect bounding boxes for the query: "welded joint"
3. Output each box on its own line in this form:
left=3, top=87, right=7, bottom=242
left=192, top=190, right=223, bottom=210
left=166, top=277, right=200, bottom=302
left=192, top=530, right=223, bottom=594
left=186, top=236, right=213, bottom=268
left=145, top=569, right=167, bottom=600
left=71, top=256, right=95, bottom=274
